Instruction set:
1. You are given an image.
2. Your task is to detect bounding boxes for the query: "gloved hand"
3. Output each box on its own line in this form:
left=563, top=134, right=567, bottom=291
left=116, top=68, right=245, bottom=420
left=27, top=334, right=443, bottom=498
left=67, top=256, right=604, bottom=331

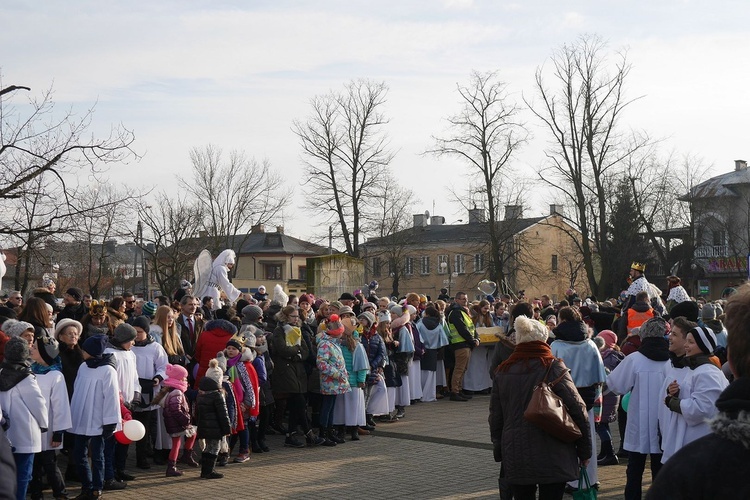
left=493, top=440, right=502, bottom=462
left=102, top=423, right=116, bottom=440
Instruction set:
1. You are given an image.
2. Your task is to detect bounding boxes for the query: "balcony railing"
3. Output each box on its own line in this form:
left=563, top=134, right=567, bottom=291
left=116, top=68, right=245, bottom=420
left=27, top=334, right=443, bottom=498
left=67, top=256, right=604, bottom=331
left=694, top=245, right=729, bottom=258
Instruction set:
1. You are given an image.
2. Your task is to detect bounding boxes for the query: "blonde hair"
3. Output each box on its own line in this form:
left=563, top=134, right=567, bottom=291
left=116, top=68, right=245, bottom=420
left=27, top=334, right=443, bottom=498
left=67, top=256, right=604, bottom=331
left=155, top=305, right=183, bottom=356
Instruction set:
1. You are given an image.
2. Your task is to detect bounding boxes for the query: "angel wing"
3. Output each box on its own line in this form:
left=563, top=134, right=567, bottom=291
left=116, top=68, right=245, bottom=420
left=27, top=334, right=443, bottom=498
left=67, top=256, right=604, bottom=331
left=193, top=249, right=213, bottom=299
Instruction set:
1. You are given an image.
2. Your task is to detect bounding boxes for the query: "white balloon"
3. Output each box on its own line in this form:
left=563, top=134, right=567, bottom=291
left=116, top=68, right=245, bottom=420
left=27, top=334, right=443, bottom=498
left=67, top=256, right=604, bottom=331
left=477, top=279, right=497, bottom=296
left=122, top=419, right=146, bottom=441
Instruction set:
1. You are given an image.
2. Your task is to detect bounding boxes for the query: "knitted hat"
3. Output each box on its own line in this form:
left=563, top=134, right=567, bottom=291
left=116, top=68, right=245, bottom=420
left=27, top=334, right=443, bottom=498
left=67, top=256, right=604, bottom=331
left=4, top=336, right=30, bottom=364
left=358, top=312, right=376, bottom=327
left=689, top=326, right=717, bottom=355
left=361, top=302, right=376, bottom=312
left=142, top=301, right=158, bottom=317
left=243, top=332, right=257, bottom=349
left=43, top=277, right=56, bottom=288
left=131, top=315, right=151, bottom=333
left=326, top=314, right=345, bottom=337
left=180, top=279, right=192, bottom=290
left=389, top=304, right=407, bottom=317
left=639, top=317, right=667, bottom=339
left=377, top=311, right=391, bottom=324
left=405, top=305, right=417, bottom=316
left=163, top=363, right=189, bottom=392
left=205, top=358, right=223, bottom=384
left=514, top=315, right=548, bottom=344
left=112, top=323, right=137, bottom=345
left=65, top=287, right=83, bottom=302
left=700, top=303, right=717, bottom=320
left=4, top=320, right=34, bottom=338
left=597, top=330, right=618, bottom=350
left=338, top=305, right=354, bottom=316
left=226, top=336, right=244, bottom=352
left=36, top=335, right=60, bottom=365
left=242, top=304, right=263, bottom=322
left=82, top=334, right=108, bottom=357
left=54, top=318, right=83, bottom=339
left=669, top=300, right=700, bottom=322
left=272, top=284, right=288, bottom=307
left=299, top=294, right=313, bottom=305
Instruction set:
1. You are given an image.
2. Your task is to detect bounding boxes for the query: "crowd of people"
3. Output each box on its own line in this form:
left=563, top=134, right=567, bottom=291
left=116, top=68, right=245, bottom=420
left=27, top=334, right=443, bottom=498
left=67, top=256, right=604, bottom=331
left=0, top=258, right=748, bottom=500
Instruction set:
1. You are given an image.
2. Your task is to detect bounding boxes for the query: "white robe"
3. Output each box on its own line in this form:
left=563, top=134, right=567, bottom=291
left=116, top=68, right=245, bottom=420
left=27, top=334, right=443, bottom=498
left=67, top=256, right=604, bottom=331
left=658, top=362, right=690, bottom=463
left=606, top=352, right=669, bottom=454
left=70, top=362, right=121, bottom=436
left=659, top=362, right=727, bottom=462
left=104, top=347, right=140, bottom=403
left=195, top=256, right=241, bottom=310
left=36, top=370, right=72, bottom=451
left=131, top=340, right=169, bottom=410
left=0, top=372, right=48, bottom=453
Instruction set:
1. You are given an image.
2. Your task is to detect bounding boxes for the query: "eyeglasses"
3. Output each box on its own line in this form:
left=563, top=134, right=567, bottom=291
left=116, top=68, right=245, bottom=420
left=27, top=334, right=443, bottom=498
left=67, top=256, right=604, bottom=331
left=126, top=300, right=135, bottom=304
left=289, top=315, right=300, bottom=318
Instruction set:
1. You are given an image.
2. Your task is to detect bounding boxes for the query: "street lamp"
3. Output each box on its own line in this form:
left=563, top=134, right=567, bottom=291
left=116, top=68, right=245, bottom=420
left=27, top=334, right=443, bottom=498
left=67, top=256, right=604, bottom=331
left=440, top=261, right=458, bottom=297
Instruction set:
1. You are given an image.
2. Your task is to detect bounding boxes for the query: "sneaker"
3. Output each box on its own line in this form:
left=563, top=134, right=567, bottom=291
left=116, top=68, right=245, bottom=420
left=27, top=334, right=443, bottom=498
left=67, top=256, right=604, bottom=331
left=395, top=408, right=406, bottom=418
left=233, top=453, right=250, bottom=463
left=103, top=479, right=127, bottom=491
left=284, top=436, right=306, bottom=449
left=450, top=392, right=468, bottom=401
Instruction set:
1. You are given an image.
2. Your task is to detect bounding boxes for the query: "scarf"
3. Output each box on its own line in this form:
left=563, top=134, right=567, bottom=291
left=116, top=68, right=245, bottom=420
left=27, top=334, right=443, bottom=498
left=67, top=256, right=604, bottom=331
left=226, top=352, right=242, bottom=368
left=552, top=321, right=588, bottom=342
left=497, top=340, right=556, bottom=373
left=134, top=335, right=155, bottom=347
left=85, top=352, right=117, bottom=369
left=685, top=353, right=722, bottom=370
left=31, top=358, right=63, bottom=375
left=715, top=377, right=750, bottom=415
left=0, top=361, right=32, bottom=391
left=669, top=351, right=686, bottom=369
left=638, top=336, right=669, bottom=361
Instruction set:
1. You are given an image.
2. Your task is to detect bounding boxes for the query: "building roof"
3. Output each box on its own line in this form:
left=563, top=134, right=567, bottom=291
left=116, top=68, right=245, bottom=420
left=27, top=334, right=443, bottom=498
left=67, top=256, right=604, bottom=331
left=684, top=167, right=750, bottom=200
left=183, top=232, right=330, bottom=256
left=363, top=216, right=546, bottom=247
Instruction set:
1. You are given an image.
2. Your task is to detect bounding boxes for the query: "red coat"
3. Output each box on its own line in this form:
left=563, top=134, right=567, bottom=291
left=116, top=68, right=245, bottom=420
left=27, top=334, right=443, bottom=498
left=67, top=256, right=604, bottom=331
left=193, top=320, right=236, bottom=388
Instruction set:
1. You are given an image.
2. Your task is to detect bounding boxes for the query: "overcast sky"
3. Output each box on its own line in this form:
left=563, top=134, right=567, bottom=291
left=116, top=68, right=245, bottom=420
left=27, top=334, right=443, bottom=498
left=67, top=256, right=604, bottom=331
left=2, top=0, right=748, bottom=244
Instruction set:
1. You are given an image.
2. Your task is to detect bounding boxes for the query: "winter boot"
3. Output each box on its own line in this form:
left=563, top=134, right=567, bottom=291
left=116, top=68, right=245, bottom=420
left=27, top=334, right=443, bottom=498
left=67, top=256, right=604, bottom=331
left=200, top=453, right=224, bottom=479
left=165, top=460, right=183, bottom=477
left=321, top=429, right=337, bottom=447
left=179, top=448, right=199, bottom=468
left=366, top=414, right=376, bottom=428
left=330, top=427, right=346, bottom=445
left=597, top=439, right=619, bottom=466
left=347, top=426, right=359, bottom=441
left=216, top=451, right=229, bottom=467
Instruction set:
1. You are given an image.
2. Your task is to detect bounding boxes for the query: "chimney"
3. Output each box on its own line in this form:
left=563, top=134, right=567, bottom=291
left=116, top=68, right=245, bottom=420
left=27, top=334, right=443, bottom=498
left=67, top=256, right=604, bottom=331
left=251, top=224, right=265, bottom=234
left=276, top=225, right=284, bottom=234
left=413, top=214, right=429, bottom=227
left=431, top=215, right=445, bottom=226
left=198, top=230, right=208, bottom=238
left=735, top=159, right=747, bottom=171
left=504, top=205, right=523, bottom=220
left=549, top=204, right=564, bottom=216
left=468, top=207, right=486, bottom=224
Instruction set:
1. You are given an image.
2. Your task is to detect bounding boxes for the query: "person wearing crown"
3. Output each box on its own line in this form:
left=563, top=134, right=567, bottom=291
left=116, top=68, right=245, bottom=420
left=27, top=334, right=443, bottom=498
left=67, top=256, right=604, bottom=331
left=619, top=262, right=662, bottom=339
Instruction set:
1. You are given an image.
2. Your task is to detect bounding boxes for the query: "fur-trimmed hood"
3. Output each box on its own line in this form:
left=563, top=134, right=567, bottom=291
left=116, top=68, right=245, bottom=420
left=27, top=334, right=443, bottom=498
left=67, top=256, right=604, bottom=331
left=711, top=411, right=750, bottom=450
left=204, top=319, right=238, bottom=336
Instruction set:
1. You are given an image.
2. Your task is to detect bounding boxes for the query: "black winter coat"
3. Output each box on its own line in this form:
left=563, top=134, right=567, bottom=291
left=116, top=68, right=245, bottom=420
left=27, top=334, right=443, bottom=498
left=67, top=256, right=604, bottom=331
left=269, top=323, right=309, bottom=394
left=196, top=377, right=231, bottom=440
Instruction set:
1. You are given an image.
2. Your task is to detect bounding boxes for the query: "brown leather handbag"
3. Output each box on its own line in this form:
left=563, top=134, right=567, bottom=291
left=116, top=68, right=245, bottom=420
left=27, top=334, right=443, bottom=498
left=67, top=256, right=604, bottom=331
left=523, top=360, right=583, bottom=443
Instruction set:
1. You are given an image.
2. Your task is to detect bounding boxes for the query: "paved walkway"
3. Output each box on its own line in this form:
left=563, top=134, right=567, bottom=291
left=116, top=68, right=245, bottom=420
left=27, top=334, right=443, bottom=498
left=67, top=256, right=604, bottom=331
left=62, top=394, right=648, bottom=499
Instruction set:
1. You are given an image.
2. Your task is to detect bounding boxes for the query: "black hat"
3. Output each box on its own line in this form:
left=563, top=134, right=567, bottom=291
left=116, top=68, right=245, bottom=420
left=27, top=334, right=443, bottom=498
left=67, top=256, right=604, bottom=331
left=36, top=335, right=60, bottom=365
left=689, top=326, right=717, bottom=355
left=669, top=301, right=700, bottom=322
left=66, top=287, right=83, bottom=302
left=339, top=292, right=356, bottom=301
left=82, top=334, right=108, bottom=357
left=132, top=315, right=151, bottom=333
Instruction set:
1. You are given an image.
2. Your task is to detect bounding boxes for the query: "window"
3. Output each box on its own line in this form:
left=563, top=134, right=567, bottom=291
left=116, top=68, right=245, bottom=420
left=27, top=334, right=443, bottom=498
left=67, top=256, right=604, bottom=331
left=438, top=254, right=448, bottom=274
left=454, top=254, right=465, bottom=274
left=388, top=258, right=396, bottom=276
left=473, top=254, right=485, bottom=273
left=712, top=229, right=726, bottom=246
left=420, top=256, right=430, bottom=275
left=371, top=257, right=381, bottom=277
left=551, top=254, right=558, bottom=273
left=298, top=266, right=307, bottom=281
left=265, top=264, right=282, bottom=280
left=405, top=257, right=414, bottom=275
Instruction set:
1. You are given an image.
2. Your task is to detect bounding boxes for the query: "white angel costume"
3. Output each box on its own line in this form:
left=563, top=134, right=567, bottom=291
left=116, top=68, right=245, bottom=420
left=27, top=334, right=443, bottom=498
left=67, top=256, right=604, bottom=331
left=193, top=249, right=242, bottom=310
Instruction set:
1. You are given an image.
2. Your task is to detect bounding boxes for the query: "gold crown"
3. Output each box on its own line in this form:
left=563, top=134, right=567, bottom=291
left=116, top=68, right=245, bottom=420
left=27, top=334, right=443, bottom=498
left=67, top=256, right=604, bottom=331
left=631, top=262, right=646, bottom=272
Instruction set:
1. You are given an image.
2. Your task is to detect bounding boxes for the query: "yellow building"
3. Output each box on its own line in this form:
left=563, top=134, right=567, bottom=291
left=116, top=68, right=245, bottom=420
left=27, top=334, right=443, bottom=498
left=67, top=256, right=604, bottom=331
left=362, top=206, right=590, bottom=302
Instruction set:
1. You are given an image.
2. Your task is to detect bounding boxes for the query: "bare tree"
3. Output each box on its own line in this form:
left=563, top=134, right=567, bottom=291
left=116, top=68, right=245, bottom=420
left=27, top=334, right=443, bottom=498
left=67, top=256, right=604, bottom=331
left=137, top=193, right=205, bottom=296
left=181, top=145, right=287, bottom=255
left=295, top=79, right=395, bottom=258
left=526, top=35, right=650, bottom=297
left=427, top=71, right=528, bottom=293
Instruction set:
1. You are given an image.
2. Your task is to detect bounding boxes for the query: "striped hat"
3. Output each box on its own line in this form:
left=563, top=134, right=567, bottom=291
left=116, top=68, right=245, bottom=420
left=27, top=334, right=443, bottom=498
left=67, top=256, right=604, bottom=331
left=689, top=326, right=717, bottom=355
left=142, top=301, right=158, bottom=317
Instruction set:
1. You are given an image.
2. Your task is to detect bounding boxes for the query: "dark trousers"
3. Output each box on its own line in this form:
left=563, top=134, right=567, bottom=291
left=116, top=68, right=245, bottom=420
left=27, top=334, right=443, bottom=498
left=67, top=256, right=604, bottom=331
left=286, top=393, right=310, bottom=435
left=73, top=434, right=105, bottom=492
left=625, top=451, right=662, bottom=500
left=132, top=409, right=154, bottom=463
left=257, top=404, right=271, bottom=443
left=319, top=394, right=337, bottom=429
left=511, top=482, right=566, bottom=500
left=30, top=450, right=67, bottom=499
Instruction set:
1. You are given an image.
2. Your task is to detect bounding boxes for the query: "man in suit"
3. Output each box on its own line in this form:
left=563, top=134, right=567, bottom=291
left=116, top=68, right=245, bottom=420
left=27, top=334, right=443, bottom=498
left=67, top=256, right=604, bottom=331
left=176, top=295, right=203, bottom=361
